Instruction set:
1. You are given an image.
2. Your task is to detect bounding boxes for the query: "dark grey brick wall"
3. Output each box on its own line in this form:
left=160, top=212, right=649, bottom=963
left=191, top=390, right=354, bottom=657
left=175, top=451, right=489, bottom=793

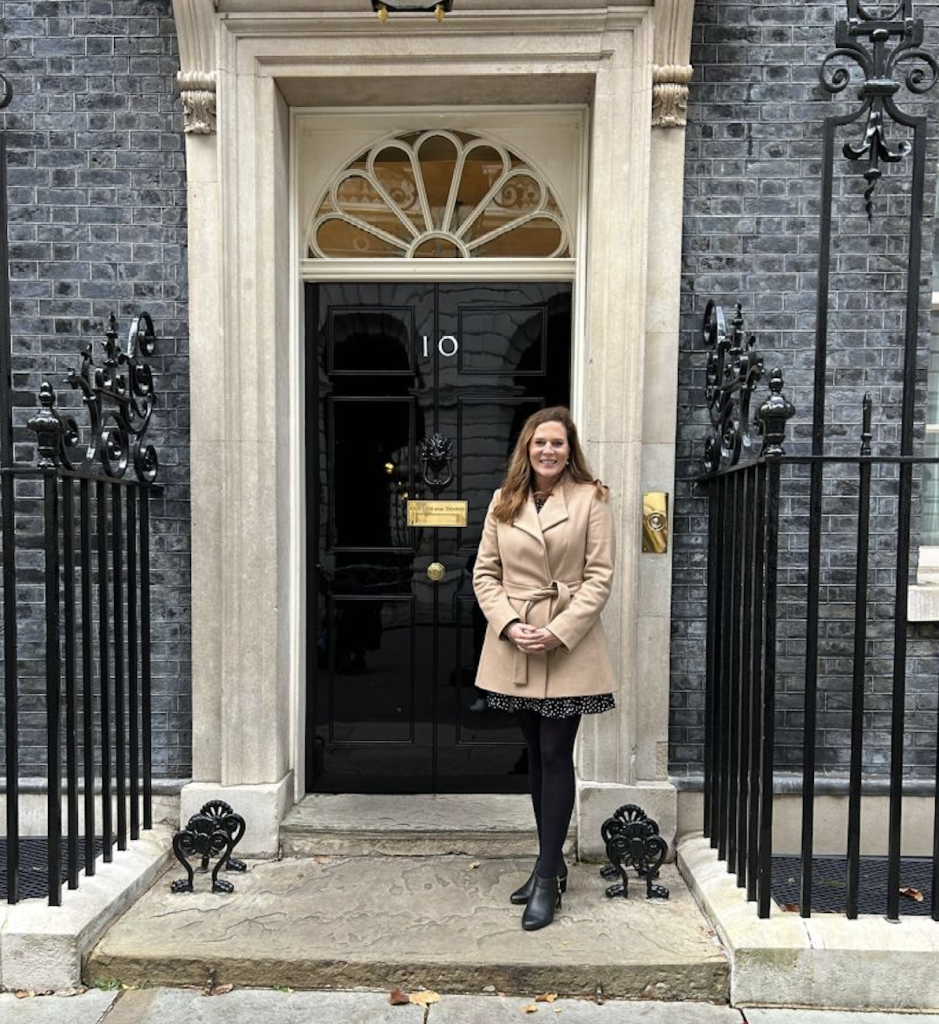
left=671, top=0, right=939, bottom=779
left=0, top=0, right=190, bottom=780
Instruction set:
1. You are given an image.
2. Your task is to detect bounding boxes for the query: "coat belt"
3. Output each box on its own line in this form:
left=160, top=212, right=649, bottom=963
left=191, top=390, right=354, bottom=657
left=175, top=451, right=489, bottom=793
left=503, top=580, right=582, bottom=687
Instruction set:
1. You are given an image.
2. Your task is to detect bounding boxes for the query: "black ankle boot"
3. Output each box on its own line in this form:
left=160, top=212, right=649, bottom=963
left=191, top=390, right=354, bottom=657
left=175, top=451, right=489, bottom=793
left=521, top=876, right=562, bottom=931
left=510, top=858, right=568, bottom=905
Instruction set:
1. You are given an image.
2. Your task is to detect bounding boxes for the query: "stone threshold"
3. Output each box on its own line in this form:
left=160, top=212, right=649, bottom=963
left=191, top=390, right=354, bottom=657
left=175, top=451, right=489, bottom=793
left=0, top=827, right=174, bottom=992
left=678, top=833, right=939, bottom=1012
left=280, top=793, right=574, bottom=858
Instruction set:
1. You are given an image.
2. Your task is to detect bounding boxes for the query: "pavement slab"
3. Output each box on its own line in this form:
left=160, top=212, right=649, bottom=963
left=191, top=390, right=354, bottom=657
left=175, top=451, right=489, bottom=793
left=86, top=856, right=728, bottom=1001
left=100, top=987, right=425, bottom=1024
left=742, top=1014, right=939, bottom=1024
left=0, top=989, right=117, bottom=1024
left=431, top=993, right=741, bottom=1022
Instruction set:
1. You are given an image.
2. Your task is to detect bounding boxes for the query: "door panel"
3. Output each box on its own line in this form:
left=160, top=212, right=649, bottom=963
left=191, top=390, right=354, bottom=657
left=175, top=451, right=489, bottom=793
left=306, top=281, right=571, bottom=793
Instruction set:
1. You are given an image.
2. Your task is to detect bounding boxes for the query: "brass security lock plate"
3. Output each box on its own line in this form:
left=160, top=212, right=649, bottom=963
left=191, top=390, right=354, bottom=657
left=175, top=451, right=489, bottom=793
left=642, top=492, right=669, bottom=554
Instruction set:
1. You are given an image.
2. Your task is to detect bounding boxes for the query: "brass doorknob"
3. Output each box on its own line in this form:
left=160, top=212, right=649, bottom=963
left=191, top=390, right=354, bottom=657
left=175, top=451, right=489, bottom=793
left=426, top=562, right=446, bottom=582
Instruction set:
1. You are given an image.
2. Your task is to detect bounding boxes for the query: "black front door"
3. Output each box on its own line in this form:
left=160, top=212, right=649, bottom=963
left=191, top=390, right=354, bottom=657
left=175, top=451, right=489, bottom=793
left=306, top=281, right=571, bottom=793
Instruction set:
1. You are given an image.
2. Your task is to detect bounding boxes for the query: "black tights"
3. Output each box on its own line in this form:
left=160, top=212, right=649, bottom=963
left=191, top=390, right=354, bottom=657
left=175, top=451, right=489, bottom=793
left=516, top=710, right=581, bottom=880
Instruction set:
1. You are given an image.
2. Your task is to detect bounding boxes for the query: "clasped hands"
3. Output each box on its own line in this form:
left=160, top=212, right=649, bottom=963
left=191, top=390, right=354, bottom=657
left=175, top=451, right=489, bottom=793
left=506, top=621, right=562, bottom=655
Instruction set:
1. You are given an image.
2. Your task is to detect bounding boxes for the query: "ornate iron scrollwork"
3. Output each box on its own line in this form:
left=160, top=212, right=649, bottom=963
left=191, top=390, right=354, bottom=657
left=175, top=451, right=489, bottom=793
left=170, top=800, right=247, bottom=894
left=600, top=803, right=669, bottom=901
left=418, top=432, right=454, bottom=491
left=819, top=0, right=938, bottom=218
left=27, top=312, right=159, bottom=481
left=702, top=301, right=764, bottom=475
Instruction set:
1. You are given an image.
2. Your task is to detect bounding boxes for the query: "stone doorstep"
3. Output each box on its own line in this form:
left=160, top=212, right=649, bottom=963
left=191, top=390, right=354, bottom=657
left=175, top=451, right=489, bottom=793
left=0, top=827, right=174, bottom=993
left=85, top=855, right=729, bottom=1002
left=279, top=793, right=573, bottom=858
left=677, top=833, right=939, bottom=1013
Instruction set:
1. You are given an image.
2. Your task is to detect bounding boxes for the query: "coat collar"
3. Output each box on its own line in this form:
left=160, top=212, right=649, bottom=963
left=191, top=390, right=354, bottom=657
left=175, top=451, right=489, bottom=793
left=513, top=485, right=570, bottom=545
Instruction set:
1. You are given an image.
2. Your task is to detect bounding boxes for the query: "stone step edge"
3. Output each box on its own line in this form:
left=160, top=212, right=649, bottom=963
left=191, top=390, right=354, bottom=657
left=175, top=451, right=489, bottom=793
left=84, top=953, right=729, bottom=1002
left=278, top=834, right=575, bottom=857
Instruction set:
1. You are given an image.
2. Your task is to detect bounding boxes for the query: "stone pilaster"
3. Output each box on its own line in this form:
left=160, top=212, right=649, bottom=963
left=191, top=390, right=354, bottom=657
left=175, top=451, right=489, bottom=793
left=172, top=0, right=218, bottom=135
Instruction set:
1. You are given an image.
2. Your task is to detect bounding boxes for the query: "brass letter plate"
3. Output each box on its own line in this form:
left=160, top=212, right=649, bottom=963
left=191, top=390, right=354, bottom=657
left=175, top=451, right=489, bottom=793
left=407, top=500, right=468, bottom=528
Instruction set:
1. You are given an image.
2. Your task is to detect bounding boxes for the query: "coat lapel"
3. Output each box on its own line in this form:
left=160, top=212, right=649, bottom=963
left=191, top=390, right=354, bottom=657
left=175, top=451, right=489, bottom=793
left=513, top=495, right=543, bottom=546
left=538, top=485, right=570, bottom=535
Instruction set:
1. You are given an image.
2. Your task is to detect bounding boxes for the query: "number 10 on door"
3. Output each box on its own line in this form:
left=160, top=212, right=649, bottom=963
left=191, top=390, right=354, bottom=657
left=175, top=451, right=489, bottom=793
left=423, top=335, right=459, bottom=358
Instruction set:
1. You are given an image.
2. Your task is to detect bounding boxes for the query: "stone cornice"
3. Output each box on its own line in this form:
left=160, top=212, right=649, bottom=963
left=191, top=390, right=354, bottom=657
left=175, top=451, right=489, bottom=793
left=217, top=0, right=653, bottom=11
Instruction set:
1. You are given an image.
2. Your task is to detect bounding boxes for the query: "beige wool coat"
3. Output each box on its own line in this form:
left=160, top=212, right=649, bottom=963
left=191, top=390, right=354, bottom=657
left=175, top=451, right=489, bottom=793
left=472, top=480, right=617, bottom=699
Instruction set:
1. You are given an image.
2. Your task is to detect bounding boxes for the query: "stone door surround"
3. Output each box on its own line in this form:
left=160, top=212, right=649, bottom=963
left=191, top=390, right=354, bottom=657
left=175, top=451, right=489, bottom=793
left=172, top=0, right=694, bottom=856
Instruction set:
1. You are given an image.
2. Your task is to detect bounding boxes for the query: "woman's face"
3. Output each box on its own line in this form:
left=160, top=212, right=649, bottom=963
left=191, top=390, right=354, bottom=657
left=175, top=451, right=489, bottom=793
left=528, top=420, right=570, bottom=490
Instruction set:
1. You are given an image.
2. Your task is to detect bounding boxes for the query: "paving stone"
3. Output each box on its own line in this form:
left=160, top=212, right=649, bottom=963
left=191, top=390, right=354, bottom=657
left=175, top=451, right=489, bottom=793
left=0, top=989, right=117, bottom=1024
left=103, top=988, right=423, bottom=1024
left=430, top=994, right=741, bottom=1023
left=743, top=1013, right=939, bottom=1024
left=85, top=856, right=728, bottom=1001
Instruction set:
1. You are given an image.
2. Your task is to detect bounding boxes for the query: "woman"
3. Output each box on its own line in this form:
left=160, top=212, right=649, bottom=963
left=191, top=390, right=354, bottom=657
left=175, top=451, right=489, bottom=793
left=473, top=407, right=617, bottom=931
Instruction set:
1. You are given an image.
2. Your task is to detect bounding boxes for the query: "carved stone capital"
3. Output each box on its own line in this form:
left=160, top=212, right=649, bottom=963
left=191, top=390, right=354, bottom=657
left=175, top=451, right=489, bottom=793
left=177, top=70, right=217, bottom=135
left=652, top=64, right=693, bottom=129
left=173, top=0, right=217, bottom=135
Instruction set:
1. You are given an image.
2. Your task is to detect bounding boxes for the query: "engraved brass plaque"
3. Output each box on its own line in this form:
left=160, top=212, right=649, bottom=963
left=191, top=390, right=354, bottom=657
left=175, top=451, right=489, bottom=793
left=407, top=499, right=468, bottom=528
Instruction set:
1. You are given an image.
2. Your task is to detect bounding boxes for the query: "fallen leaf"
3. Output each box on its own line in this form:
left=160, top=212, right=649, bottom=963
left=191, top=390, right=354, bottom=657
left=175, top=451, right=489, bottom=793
left=468, top=861, right=481, bottom=869
left=561, top=940, right=570, bottom=946
left=209, top=984, right=234, bottom=996
left=14, top=991, right=34, bottom=999
left=900, top=886, right=924, bottom=903
left=389, top=988, right=410, bottom=1005
left=409, top=991, right=441, bottom=1008
left=535, top=993, right=558, bottom=1003
left=522, top=1005, right=539, bottom=1014
left=780, top=903, right=800, bottom=913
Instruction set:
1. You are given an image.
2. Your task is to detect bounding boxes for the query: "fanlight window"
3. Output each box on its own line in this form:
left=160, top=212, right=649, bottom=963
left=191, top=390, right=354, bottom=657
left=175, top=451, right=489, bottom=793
left=307, top=130, right=570, bottom=259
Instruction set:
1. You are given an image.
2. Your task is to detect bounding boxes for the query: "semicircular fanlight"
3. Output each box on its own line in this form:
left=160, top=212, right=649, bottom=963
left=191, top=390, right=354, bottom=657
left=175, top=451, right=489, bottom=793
left=307, top=129, right=570, bottom=259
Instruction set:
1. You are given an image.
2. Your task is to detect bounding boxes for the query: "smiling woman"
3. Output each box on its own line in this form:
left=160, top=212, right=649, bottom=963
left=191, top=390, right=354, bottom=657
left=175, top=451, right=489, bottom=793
left=472, top=406, right=616, bottom=930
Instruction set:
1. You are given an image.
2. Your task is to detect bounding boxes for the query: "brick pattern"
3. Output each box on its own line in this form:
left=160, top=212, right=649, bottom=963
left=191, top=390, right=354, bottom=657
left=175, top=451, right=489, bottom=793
left=0, top=1, right=190, bottom=779
left=671, top=0, right=939, bottom=778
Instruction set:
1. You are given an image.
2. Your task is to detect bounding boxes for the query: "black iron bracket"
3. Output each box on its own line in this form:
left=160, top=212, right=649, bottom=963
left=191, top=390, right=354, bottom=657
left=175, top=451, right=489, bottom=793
left=600, top=803, right=670, bottom=901
left=170, top=800, right=247, bottom=894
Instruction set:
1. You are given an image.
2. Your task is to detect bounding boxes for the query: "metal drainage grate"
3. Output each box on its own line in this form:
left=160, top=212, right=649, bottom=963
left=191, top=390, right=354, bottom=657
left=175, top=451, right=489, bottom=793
left=772, top=855, right=934, bottom=917
left=0, top=837, right=106, bottom=901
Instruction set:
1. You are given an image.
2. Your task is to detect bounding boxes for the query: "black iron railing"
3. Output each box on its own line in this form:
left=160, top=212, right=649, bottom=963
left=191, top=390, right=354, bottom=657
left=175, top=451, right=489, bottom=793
left=1, top=314, right=159, bottom=905
left=700, top=301, right=939, bottom=921
left=698, top=0, right=939, bottom=922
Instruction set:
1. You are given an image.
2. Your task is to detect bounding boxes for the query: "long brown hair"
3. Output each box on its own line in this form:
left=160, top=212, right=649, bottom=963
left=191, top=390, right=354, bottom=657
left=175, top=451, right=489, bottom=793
left=492, top=406, right=607, bottom=523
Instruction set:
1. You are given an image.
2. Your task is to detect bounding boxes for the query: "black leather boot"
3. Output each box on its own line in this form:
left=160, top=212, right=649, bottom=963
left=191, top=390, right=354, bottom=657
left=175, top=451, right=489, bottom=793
left=521, top=876, right=562, bottom=931
left=510, top=857, right=568, bottom=905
